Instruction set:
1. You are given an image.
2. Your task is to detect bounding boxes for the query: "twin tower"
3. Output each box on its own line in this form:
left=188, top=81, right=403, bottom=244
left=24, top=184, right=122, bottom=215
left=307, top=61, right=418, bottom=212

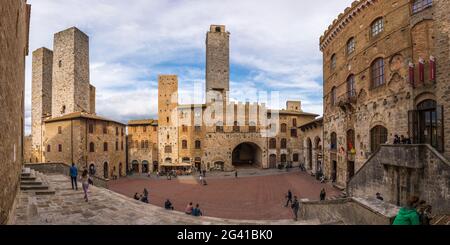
left=31, top=27, right=95, bottom=154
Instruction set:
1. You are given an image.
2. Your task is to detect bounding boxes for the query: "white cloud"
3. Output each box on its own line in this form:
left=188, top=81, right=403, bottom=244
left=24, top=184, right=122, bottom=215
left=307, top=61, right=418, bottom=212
left=24, top=0, right=355, bottom=134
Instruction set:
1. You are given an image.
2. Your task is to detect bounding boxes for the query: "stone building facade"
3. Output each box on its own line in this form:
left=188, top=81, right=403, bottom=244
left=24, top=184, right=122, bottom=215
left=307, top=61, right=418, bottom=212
left=127, top=119, right=158, bottom=173
left=44, top=113, right=126, bottom=179
left=29, top=27, right=126, bottom=180
left=138, top=25, right=318, bottom=172
left=321, top=0, right=449, bottom=188
left=0, top=0, right=31, bottom=224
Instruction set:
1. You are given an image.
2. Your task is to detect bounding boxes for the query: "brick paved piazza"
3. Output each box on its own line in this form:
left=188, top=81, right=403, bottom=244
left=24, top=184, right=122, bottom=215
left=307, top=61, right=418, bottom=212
left=109, top=169, right=340, bottom=220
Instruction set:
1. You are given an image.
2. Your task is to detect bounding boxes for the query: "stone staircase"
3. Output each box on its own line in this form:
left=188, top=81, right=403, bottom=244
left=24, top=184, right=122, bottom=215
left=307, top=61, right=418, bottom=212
left=20, top=168, right=55, bottom=195
left=431, top=214, right=450, bottom=225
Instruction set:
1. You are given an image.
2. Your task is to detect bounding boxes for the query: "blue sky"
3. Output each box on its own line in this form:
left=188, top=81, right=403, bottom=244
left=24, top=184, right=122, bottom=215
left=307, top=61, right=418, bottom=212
left=25, top=0, right=354, bottom=134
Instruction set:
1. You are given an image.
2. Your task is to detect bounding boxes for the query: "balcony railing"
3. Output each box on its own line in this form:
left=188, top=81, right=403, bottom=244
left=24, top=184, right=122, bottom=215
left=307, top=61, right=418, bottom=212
left=337, top=89, right=357, bottom=107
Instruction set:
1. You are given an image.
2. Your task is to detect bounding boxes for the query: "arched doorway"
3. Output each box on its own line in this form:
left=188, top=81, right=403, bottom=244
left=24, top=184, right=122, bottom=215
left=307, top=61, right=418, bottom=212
left=410, top=99, right=443, bottom=150
left=314, top=137, right=322, bottom=174
left=370, top=125, right=388, bottom=152
left=307, top=138, right=312, bottom=170
left=89, top=163, right=96, bottom=176
left=103, top=162, right=109, bottom=179
left=346, top=129, right=355, bottom=180
left=131, top=160, right=139, bottom=173
left=269, top=154, right=277, bottom=169
left=153, top=161, right=158, bottom=172
left=232, top=142, right=262, bottom=168
left=142, top=160, right=149, bottom=173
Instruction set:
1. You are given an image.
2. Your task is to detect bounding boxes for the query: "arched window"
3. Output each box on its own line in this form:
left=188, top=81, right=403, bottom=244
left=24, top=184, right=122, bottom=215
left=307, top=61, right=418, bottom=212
left=182, top=140, right=188, bottom=149
left=281, top=123, right=287, bottom=133
left=135, top=140, right=139, bottom=149
left=292, top=118, right=297, bottom=127
left=347, top=75, right=356, bottom=98
left=330, top=54, right=337, bottom=71
left=103, top=142, right=108, bottom=152
left=371, top=58, right=385, bottom=88
left=115, top=141, right=119, bottom=151
left=281, top=138, right=287, bottom=149
left=291, top=128, right=298, bottom=137
left=103, top=162, right=109, bottom=179
left=216, top=121, right=224, bottom=133
left=47, top=145, right=51, bottom=152
left=89, top=124, right=94, bottom=134
left=145, top=140, right=149, bottom=149
left=164, top=145, right=172, bottom=153
left=141, top=140, right=145, bottom=148
left=370, top=125, right=388, bottom=152
left=280, top=154, right=287, bottom=163
left=269, top=138, right=277, bottom=149
left=412, top=0, right=432, bottom=14
left=195, top=140, right=201, bottom=149
left=330, top=132, right=337, bottom=151
left=371, top=18, right=384, bottom=37
left=89, top=142, right=95, bottom=152
left=331, top=87, right=337, bottom=106
left=347, top=37, right=355, bottom=55
left=293, top=153, right=299, bottom=162
left=182, top=157, right=190, bottom=163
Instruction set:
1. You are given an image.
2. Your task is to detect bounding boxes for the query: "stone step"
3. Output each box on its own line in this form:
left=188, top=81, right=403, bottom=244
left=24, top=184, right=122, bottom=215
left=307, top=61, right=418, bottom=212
left=35, top=189, right=56, bottom=195
left=21, top=181, right=43, bottom=186
left=20, top=185, right=49, bottom=191
left=21, top=176, right=37, bottom=181
left=21, top=172, right=31, bottom=177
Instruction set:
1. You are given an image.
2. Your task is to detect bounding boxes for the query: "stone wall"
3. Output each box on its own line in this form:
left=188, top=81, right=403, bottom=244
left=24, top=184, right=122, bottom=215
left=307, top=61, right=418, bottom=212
left=0, top=0, right=30, bottom=224
left=31, top=47, right=53, bottom=162
left=24, top=163, right=108, bottom=188
left=128, top=123, right=158, bottom=173
left=52, top=27, right=90, bottom=118
left=299, top=197, right=399, bottom=225
left=434, top=0, right=450, bottom=160
left=348, top=144, right=450, bottom=214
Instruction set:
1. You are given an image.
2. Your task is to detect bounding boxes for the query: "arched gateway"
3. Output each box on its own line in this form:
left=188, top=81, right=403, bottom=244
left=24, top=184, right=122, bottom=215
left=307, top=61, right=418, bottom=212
left=232, top=142, right=262, bottom=168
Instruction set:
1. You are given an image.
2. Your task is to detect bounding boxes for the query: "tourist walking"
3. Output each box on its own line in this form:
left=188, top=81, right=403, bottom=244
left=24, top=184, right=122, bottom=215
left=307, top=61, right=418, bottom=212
left=192, top=204, right=203, bottom=217
left=141, top=188, right=149, bottom=203
left=81, top=169, right=90, bottom=202
left=185, top=202, right=194, bottom=215
left=69, top=163, right=78, bottom=190
left=392, top=196, right=420, bottom=225
left=291, top=196, right=300, bottom=221
left=165, top=199, right=174, bottom=210
left=320, top=188, right=326, bottom=201
left=235, top=170, right=238, bottom=178
left=285, top=190, right=293, bottom=207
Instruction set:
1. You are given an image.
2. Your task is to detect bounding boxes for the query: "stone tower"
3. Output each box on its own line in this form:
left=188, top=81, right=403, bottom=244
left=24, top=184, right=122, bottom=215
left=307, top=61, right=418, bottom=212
left=51, top=27, right=90, bottom=118
left=206, top=25, right=230, bottom=100
left=158, top=75, right=179, bottom=166
left=31, top=47, right=53, bottom=162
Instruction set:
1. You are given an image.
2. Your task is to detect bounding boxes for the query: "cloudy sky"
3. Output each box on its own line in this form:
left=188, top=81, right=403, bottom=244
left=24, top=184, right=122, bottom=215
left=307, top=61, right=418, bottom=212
left=25, top=0, right=354, bottom=134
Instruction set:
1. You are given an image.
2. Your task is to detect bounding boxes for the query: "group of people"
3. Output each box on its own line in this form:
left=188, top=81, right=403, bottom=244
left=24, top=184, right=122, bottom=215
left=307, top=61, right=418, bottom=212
left=185, top=202, right=203, bottom=216
left=393, top=196, right=432, bottom=225
left=134, top=188, right=149, bottom=203
left=393, top=134, right=412, bottom=144
left=69, top=163, right=91, bottom=202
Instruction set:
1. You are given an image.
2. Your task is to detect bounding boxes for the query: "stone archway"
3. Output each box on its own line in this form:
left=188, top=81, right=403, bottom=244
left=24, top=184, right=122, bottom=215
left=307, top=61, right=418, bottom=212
left=232, top=142, right=262, bottom=169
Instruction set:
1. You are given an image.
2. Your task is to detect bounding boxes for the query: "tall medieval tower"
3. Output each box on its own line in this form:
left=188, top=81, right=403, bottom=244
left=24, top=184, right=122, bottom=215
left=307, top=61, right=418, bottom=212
left=31, top=47, right=53, bottom=162
left=51, top=27, right=91, bottom=117
left=158, top=75, right=179, bottom=165
left=206, top=25, right=230, bottom=102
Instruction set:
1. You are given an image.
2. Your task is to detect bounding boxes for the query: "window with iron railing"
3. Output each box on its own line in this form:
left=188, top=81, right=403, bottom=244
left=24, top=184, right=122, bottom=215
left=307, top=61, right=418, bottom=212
left=412, top=0, right=432, bottom=14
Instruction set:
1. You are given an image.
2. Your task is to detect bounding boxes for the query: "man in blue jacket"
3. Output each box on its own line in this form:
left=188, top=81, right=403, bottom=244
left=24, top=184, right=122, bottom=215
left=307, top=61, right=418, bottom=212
left=70, top=163, right=78, bottom=190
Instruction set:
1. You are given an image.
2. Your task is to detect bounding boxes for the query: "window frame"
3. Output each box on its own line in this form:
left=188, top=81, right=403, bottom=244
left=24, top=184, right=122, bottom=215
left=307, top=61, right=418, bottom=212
left=371, top=18, right=384, bottom=38
left=371, top=58, right=385, bottom=88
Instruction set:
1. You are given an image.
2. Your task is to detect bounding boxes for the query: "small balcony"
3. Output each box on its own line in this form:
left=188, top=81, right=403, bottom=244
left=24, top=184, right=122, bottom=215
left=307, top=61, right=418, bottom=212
left=338, top=89, right=357, bottom=110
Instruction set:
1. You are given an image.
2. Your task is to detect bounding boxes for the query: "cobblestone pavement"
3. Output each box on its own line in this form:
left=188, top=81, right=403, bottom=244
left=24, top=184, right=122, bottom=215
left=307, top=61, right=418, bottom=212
left=109, top=171, right=341, bottom=220
left=11, top=174, right=322, bottom=225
